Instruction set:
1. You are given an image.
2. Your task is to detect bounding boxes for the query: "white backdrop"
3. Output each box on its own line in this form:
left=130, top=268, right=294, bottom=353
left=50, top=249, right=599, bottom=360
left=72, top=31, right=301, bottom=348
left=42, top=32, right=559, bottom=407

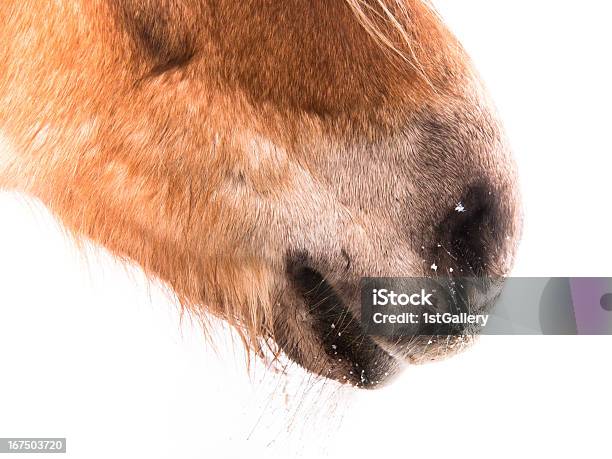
left=1, top=1, right=611, bottom=458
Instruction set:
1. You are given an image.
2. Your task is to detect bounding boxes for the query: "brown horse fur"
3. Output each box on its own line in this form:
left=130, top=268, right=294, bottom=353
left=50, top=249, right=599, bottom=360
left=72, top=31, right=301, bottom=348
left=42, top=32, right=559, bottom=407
left=0, top=0, right=522, bottom=387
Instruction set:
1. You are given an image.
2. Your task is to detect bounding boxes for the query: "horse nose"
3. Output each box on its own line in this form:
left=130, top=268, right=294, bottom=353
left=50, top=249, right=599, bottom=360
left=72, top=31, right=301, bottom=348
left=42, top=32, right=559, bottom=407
left=431, top=183, right=513, bottom=276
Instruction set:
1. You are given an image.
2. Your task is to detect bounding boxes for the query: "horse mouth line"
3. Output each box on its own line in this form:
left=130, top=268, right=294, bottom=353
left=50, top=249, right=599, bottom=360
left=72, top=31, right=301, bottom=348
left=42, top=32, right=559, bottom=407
left=287, top=262, right=397, bottom=387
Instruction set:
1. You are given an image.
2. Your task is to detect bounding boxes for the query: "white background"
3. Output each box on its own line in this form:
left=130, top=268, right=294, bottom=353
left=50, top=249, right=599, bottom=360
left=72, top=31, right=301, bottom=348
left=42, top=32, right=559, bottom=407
left=1, top=1, right=611, bottom=458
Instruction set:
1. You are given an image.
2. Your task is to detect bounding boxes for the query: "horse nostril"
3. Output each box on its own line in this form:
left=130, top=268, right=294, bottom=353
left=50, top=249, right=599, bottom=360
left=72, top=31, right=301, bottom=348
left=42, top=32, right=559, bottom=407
left=434, top=184, right=505, bottom=275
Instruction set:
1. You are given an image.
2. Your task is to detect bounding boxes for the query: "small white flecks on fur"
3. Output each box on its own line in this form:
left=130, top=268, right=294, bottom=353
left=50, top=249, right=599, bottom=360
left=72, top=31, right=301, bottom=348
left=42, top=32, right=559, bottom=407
left=455, top=202, right=466, bottom=213
left=431, top=263, right=438, bottom=272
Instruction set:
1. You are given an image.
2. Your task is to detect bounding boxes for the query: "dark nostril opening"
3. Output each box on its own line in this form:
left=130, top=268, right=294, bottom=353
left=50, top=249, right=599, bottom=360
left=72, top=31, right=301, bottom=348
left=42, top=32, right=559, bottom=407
left=435, top=184, right=502, bottom=274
